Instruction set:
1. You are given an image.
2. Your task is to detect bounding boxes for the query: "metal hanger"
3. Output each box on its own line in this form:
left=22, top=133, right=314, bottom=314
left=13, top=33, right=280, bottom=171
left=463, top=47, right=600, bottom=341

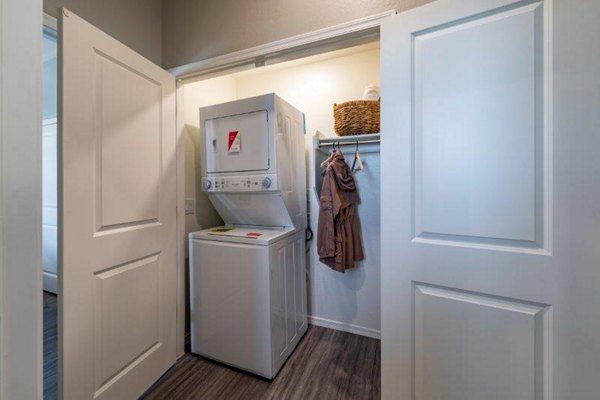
left=336, top=141, right=343, bottom=156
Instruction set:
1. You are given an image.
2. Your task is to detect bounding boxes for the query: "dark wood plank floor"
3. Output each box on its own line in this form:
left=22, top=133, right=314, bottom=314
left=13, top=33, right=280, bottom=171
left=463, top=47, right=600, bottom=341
left=44, top=291, right=380, bottom=399
left=141, top=326, right=380, bottom=400
left=44, top=291, right=58, bottom=400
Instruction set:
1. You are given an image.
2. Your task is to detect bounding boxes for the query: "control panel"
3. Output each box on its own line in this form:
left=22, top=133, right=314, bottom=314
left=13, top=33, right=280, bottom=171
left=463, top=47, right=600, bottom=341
left=201, top=174, right=278, bottom=193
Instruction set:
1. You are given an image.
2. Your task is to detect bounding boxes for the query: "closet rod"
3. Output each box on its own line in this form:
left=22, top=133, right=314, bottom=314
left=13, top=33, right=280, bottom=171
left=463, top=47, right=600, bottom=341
left=315, top=147, right=380, bottom=156
left=317, top=133, right=381, bottom=148
left=318, top=139, right=380, bottom=147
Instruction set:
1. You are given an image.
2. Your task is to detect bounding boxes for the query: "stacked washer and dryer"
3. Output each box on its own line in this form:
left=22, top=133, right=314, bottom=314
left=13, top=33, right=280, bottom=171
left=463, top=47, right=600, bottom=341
left=189, top=94, right=308, bottom=379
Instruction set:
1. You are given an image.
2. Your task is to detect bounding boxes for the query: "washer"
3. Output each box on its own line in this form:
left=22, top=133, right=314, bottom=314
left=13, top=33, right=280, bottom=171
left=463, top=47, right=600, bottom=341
left=189, top=94, right=308, bottom=379
left=190, top=226, right=306, bottom=379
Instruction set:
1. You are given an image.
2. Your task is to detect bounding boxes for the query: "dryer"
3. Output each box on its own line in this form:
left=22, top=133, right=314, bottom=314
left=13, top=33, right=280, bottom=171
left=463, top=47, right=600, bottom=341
left=189, top=94, right=308, bottom=379
left=195, top=93, right=307, bottom=230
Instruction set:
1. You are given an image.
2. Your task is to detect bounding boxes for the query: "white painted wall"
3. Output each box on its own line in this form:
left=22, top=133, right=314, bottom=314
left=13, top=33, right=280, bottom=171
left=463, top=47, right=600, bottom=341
left=43, top=119, right=58, bottom=293
left=183, top=75, right=238, bottom=127
left=183, top=43, right=381, bottom=337
left=42, top=26, right=58, bottom=294
left=309, top=145, right=381, bottom=338
left=235, top=44, right=380, bottom=138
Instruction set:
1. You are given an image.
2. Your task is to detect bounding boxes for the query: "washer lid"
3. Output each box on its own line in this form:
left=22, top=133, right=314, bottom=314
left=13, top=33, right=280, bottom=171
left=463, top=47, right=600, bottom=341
left=189, top=226, right=296, bottom=246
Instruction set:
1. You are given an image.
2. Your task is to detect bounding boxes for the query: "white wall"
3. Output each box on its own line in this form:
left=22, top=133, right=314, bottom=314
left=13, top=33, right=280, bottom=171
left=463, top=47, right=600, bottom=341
left=42, top=27, right=57, bottom=119
left=42, top=119, right=58, bottom=293
left=235, top=44, right=380, bottom=138
left=183, top=75, right=238, bottom=127
left=42, top=26, right=58, bottom=294
left=183, top=43, right=381, bottom=337
left=309, top=145, right=381, bottom=337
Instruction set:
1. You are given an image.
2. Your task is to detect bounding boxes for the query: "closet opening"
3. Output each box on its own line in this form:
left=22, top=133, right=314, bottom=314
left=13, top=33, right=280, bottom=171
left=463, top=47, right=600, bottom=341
left=182, top=40, right=381, bottom=337
left=160, top=39, right=382, bottom=397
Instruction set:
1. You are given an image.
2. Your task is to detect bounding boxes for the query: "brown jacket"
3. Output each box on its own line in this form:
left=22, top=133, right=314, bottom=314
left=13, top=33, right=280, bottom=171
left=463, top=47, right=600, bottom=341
left=317, top=153, right=364, bottom=272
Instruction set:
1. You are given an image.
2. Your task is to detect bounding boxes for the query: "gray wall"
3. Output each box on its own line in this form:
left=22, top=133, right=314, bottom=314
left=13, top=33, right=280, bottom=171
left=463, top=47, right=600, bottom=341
left=161, top=0, right=431, bottom=69
left=44, top=0, right=162, bottom=65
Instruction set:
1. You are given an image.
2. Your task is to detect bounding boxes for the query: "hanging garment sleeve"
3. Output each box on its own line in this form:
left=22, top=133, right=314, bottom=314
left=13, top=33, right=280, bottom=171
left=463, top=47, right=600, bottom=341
left=317, top=164, right=342, bottom=260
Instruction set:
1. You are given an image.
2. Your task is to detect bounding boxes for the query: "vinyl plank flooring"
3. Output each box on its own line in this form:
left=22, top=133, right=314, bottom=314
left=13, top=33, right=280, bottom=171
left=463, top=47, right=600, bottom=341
left=44, top=291, right=58, bottom=400
left=43, top=291, right=380, bottom=400
left=141, top=326, right=380, bottom=400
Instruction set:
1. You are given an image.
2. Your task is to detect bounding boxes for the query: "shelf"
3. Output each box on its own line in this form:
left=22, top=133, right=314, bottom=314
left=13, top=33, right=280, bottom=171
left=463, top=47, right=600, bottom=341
left=317, top=133, right=380, bottom=147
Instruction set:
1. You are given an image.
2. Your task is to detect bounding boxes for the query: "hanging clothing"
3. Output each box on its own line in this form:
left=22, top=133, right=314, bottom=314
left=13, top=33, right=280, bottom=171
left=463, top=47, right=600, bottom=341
left=317, top=152, right=364, bottom=272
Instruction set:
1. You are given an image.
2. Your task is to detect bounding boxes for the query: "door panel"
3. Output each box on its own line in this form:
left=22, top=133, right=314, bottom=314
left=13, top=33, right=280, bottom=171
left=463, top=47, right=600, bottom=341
left=94, top=255, right=160, bottom=386
left=381, top=0, right=566, bottom=399
left=414, top=6, right=541, bottom=243
left=414, top=284, right=550, bottom=400
left=59, top=8, right=177, bottom=400
left=94, top=51, right=162, bottom=229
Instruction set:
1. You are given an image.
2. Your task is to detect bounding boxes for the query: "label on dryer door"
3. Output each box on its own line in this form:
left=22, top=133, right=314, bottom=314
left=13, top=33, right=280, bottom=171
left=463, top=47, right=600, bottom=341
left=228, top=130, right=241, bottom=153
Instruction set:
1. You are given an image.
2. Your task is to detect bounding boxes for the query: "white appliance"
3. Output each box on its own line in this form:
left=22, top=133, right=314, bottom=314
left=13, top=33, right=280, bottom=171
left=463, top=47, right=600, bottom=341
left=190, top=93, right=308, bottom=379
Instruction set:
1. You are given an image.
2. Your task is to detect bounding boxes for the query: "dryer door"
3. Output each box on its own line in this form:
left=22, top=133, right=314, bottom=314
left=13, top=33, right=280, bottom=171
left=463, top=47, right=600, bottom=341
left=204, top=110, right=270, bottom=173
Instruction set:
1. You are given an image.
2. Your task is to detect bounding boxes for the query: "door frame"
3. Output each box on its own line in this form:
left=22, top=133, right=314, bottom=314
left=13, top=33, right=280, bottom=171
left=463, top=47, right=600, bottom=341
left=0, top=0, right=43, bottom=399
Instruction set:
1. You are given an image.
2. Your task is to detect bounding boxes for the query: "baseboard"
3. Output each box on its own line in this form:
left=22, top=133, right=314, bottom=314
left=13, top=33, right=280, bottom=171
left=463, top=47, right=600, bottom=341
left=308, top=315, right=380, bottom=340
left=43, top=271, right=58, bottom=294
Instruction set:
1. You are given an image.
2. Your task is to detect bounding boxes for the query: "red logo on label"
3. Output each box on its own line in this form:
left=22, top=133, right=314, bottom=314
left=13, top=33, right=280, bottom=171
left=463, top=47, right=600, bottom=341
left=228, top=131, right=239, bottom=150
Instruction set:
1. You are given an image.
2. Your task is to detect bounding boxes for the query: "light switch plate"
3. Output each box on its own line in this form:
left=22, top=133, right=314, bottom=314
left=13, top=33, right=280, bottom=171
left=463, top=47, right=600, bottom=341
left=185, top=198, right=195, bottom=215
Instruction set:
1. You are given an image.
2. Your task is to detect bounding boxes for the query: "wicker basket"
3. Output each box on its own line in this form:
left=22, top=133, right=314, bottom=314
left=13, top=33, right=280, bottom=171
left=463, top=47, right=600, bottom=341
left=333, top=100, right=380, bottom=136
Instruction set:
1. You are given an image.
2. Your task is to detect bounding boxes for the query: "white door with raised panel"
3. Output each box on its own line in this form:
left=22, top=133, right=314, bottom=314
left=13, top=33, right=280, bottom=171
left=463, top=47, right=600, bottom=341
left=381, top=0, right=600, bottom=399
left=59, top=9, right=177, bottom=400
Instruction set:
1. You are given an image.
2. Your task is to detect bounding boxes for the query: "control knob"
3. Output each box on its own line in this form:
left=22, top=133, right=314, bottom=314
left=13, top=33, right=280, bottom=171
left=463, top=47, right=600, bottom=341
left=262, top=177, right=272, bottom=189
left=202, top=179, right=212, bottom=190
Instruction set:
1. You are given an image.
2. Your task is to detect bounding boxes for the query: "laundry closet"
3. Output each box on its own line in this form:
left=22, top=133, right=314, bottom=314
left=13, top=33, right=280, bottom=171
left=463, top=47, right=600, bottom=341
left=25, top=0, right=583, bottom=398
left=54, top=8, right=390, bottom=396
left=182, top=42, right=382, bottom=339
